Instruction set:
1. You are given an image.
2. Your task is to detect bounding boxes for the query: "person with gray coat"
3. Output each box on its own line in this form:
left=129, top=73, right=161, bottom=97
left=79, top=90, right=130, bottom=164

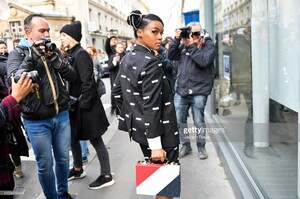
left=168, top=22, right=216, bottom=160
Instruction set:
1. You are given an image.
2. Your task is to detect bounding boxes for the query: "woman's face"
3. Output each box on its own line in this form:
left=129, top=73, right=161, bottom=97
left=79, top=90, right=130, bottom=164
left=60, top=32, right=72, bottom=48
left=137, top=20, right=163, bottom=51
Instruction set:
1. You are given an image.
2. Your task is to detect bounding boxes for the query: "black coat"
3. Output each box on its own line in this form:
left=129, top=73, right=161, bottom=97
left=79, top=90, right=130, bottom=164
left=67, top=44, right=109, bottom=140
left=112, top=44, right=179, bottom=148
left=0, top=54, right=7, bottom=77
left=7, top=43, right=76, bottom=120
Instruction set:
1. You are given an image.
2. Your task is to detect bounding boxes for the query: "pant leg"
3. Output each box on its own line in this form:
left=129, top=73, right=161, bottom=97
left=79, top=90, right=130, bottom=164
left=174, top=93, right=190, bottom=147
left=243, top=91, right=253, bottom=146
left=23, top=118, right=57, bottom=199
left=90, top=136, right=111, bottom=175
left=71, top=137, right=82, bottom=168
left=52, top=111, right=71, bottom=196
left=80, top=141, right=88, bottom=157
left=191, top=95, right=208, bottom=148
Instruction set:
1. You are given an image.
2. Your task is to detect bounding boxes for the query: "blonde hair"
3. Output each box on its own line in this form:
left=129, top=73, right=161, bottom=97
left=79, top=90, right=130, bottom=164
left=64, top=34, right=79, bottom=51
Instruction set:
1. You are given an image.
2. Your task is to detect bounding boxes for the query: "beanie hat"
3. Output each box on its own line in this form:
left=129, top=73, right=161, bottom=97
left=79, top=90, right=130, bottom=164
left=60, top=21, right=82, bottom=42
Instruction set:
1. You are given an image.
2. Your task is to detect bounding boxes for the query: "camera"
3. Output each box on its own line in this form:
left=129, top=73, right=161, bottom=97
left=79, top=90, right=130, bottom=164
left=41, top=38, right=57, bottom=52
left=179, top=26, right=191, bottom=39
left=0, top=52, right=8, bottom=56
left=14, top=69, right=40, bottom=83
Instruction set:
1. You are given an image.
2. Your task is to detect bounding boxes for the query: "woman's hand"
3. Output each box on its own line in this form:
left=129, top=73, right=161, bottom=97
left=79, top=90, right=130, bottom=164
left=11, top=73, right=34, bottom=103
left=151, top=148, right=167, bottom=162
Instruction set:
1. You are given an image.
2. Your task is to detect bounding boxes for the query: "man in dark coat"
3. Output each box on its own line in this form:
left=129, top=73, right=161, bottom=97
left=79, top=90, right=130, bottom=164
left=168, top=22, right=217, bottom=160
left=7, top=13, right=76, bottom=199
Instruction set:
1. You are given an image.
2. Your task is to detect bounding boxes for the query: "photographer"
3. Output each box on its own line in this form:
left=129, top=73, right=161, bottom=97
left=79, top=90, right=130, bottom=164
left=168, top=22, right=216, bottom=160
left=7, top=14, right=76, bottom=199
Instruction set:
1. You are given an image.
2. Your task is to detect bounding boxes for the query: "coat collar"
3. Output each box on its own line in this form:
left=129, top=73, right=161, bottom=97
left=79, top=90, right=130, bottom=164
left=133, top=44, right=155, bottom=55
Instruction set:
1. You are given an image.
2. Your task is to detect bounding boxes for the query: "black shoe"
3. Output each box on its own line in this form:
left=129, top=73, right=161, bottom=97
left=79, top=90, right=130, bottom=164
left=179, top=145, right=192, bottom=159
left=198, top=147, right=208, bottom=159
left=68, top=167, right=86, bottom=181
left=88, top=174, right=115, bottom=190
left=58, top=191, right=73, bottom=199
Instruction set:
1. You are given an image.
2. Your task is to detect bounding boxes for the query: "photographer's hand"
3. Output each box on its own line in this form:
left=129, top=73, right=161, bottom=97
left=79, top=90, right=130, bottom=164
left=30, top=40, right=45, bottom=61
left=174, top=28, right=181, bottom=40
left=11, top=74, right=34, bottom=103
left=47, top=52, right=63, bottom=69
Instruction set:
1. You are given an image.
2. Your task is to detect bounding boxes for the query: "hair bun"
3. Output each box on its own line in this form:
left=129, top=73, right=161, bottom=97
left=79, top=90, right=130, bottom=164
left=127, top=10, right=143, bottom=30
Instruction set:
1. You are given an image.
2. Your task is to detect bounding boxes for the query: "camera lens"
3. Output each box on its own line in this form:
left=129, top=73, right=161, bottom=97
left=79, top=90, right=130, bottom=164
left=180, top=31, right=190, bottom=39
left=27, top=70, right=40, bottom=83
left=45, top=43, right=56, bottom=52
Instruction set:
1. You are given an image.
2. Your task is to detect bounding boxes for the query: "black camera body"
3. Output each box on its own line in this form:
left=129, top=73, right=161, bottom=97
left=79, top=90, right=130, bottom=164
left=14, top=69, right=40, bottom=83
left=179, top=26, right=191, bottom=39
left=41, top=38, right=56, bottom=52
left=0, top=52, right=8, bottom=57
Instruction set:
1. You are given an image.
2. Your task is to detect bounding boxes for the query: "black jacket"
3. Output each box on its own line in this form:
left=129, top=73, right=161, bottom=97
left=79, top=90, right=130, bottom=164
left=112, top=44, right=179, bottom=148
left=0, top=54, right=7, bottom=77
left=168, top=37, right=216, bottom=97
left=67, top=44, right=109, bottom=140
left=7, top=45, right=76, bottom=120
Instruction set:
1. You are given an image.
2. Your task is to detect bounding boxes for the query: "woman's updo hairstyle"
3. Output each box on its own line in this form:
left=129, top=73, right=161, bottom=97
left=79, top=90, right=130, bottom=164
left=127, top=10, right=164, bottom=38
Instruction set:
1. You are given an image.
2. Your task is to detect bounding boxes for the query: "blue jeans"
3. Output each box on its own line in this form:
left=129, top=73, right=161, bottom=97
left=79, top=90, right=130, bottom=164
left=80, top=140, right=88, bottom=157
left=174, top=93, right=208, bottom=148
left=23, top=110, right=71, bottom=199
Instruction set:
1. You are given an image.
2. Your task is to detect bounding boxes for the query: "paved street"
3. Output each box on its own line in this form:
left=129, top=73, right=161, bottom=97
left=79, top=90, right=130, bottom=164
left=13, top=77, right=236, bottom=199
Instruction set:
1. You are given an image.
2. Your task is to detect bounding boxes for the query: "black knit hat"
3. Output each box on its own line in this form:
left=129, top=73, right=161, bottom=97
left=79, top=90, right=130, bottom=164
left=60, top=21, right=82, bottom=42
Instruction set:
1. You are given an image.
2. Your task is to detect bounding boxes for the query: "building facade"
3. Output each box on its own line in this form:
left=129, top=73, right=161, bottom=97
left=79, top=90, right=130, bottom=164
left=0, top=0, right=149, bottom=51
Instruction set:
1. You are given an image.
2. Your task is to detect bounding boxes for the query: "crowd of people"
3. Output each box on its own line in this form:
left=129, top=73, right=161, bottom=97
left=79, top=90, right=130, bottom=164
left=0, top=9, right=216, bottom=199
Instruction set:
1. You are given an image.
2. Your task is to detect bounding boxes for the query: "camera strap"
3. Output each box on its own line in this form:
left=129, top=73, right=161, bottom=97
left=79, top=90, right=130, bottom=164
left=41, top=56, right=59, bottom=114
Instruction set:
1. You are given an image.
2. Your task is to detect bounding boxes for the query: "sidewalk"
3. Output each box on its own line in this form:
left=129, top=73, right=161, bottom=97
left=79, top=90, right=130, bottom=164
left=15, top=109, right=236, bottom=199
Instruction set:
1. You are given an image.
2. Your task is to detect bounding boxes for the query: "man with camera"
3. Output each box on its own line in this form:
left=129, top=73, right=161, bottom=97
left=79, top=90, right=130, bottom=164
left=7, top=13, right=76, bottom=199
left=168, top=22, right=216, bottom=160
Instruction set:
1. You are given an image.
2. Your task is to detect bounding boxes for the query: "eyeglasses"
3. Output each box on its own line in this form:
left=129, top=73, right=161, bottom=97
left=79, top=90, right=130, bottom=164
left=192, top=30, right=205, bottom=37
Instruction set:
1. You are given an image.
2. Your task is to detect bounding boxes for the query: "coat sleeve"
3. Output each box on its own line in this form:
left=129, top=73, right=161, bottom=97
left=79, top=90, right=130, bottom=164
left=76, top=50, right=95, bottom=110
left=105, top=38, right=112, bottom=56
left=142, top=58, right=164, bottom=140
left=189, top=39, right=217, bottom=68
left=0, top=95, right=21, bottom=128
left=7, top=49, right=25, bottom=78
left=111, top=67, right=123, bottom=112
